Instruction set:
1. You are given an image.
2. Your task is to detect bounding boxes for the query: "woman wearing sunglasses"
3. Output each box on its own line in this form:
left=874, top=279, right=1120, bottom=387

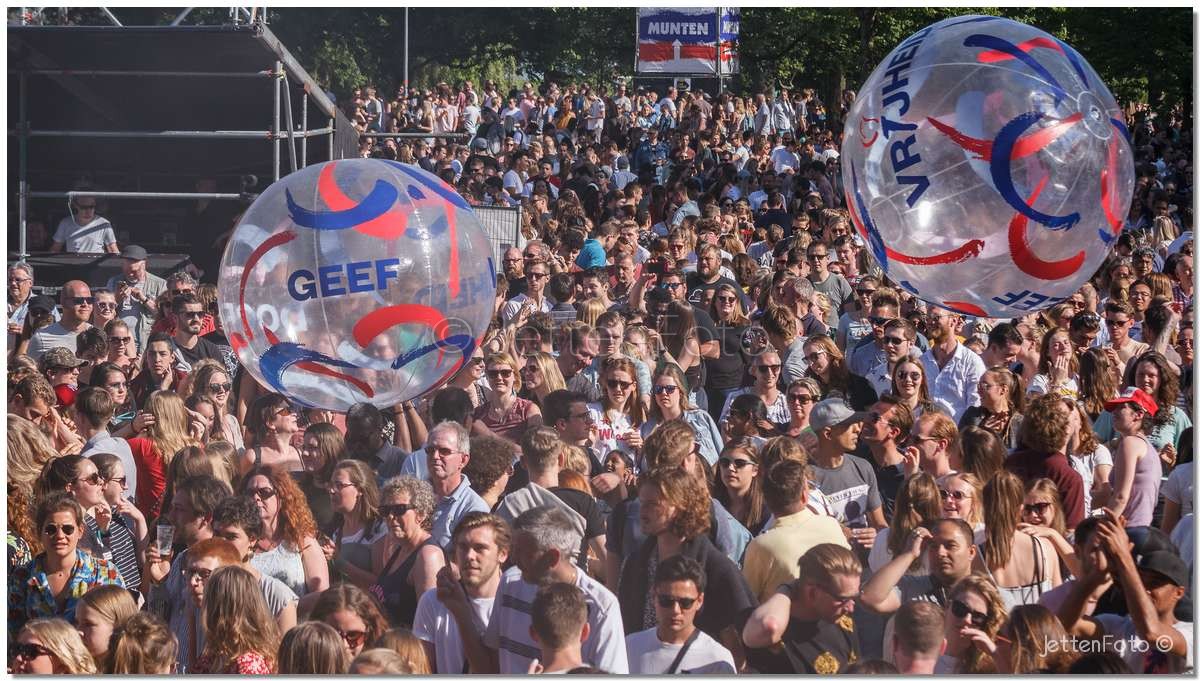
left=803, top=333, right=877, bottom=410
left=239, top=393, right=303, bottom=476
left=369, top=476, right=444, bottom=627
left=711, top=437, right=769, bottom=535
left=1018, top=478, right=1080, bottom=578
left=240, top=464, right=329, bottom=600
left=937, top=573, right=1007, bottom=673
left=976, top=471, right=1062, bottom=613
left=889, top=358, right=938, bottom=419
left=959, top=367, right=1025, bottom=450
left=10, top=617, right=97, bottom=675
left=9, top=493, right=124, bottom=641
left=323, top=460, right=386, bottom=589
left=642, top=363, right=723, bottom=466
left=311, top=584, right=390, bottom=658
left=187, top=359, right=244, bottom=450
left=587, top=356, right=647, bottom=463
left=473, top=352, right=542, bottom=446
left=36, top=455, right=141, bottom=591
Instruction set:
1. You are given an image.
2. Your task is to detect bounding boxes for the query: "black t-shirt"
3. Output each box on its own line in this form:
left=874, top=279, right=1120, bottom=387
left=506, top=276, right=529, bottom=300
left=176, top=336, right=225, bottom=369
left=686, top=273, right=745, bottom=311
left=868, top=456, right=906, bottom=524
left=741, top=613, right=860, bottom=674
left=552, top=486, right=606, bottom=564
left=704, top=321, right=750, bottom=391
left=690, top=304, right=720, bottom=348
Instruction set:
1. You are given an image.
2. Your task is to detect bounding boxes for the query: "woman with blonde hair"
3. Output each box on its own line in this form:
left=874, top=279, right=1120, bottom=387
left=1019, top=478, right=1079, bottom=577
left=194, top=565, right=279, bottom=674
left=803, top=333, right=877, bottom=410
left=939, top=472, right=985, bottom=542
left=986, top=604, right=1076, bottom=672
left=516, top=350, right=565, bottom=407
left=575, top=297, right=608, bottom=327
left=7, top=415, right=57, bottom=568
left=11, top=617, right=97, bottom=674
left=473, top=351, right=542, bottom=445
left=642, top=362, right=724, bottom=465
left=369, top=627, right=432, bottom=674
left=370, top=476, right=443, bottom=627
left=976, top=470, right=1062, bottom=612
left=127, top=389, right=197, bottom=518
left=939, top=573, right=1007, bottom=673
left=587, top=355, right=647, bottom=463
left=712, top=437, right=769, bottom=535
left=869, top=472, right=941, bottom=572
left=327, top=459, right=386, bottom=587
left=187, top=359, right=244, bottom=449
left=104, top=612, right=177, bottom=674
left=277, top=620, right=350, bottom=674
left=350, top=648, right=412, bottom=674
left=74, top=583, right=138, bottom=667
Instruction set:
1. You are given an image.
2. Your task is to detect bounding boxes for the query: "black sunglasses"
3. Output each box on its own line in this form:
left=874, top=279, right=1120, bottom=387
left=10, top=643, right=52, bottom=661
left=246, top=487, right=277, bottom=501
left=380, top=503, right=412, bottom=519
left=655, top=594, right=698, bottom=610
left=950, top=599, right=989, bottom=626
left=43, top=523, right=76, bottom=536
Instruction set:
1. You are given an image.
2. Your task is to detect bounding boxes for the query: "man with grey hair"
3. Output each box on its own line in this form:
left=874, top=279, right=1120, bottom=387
left=428, top=420, right=489, bottom=549
left=459, top=507, right=629, bottom=674
left=106, top=244, right=165, bottom=353
left=8, top=262, right=42, bottom=345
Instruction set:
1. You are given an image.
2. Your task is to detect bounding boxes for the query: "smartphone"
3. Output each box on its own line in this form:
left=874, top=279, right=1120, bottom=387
left=645, top=257, right=668, bottom=277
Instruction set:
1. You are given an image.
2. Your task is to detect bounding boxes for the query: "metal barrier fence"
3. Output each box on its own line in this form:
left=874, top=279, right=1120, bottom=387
left=471, top=205, right=524, bottom=270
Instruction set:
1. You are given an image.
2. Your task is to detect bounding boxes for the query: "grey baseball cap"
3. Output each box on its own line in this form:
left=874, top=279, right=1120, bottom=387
left=808, top=398, right=863, bottom=431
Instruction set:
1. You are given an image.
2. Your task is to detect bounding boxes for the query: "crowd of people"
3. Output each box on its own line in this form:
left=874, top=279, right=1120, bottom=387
left=7, top=73, right=1194, bottom=675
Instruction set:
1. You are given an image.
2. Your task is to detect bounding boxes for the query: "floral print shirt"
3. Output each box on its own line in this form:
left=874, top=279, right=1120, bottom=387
left=193, top=650, right=273, bottom=675
left=8, top=548, right=125, bottom=640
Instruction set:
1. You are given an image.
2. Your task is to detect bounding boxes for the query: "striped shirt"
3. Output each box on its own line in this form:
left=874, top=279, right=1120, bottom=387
left=84, top=513, right=141, bottom=591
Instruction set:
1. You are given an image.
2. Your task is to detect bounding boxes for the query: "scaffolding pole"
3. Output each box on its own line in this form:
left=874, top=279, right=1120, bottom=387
left=362, top=131, right=471, bottom=140
left=12, top=68, right=274, bottom=78
left=273, top=60, right=281, bottom=182
left=301, top=91, right=308, bottom=167
left=282, top=73, right=297, bottom=174
left=30, top=191, right=245, bottom=200
left=16, top=128, right=332, bottom=139
left=18, top=71, right=28, bottom=260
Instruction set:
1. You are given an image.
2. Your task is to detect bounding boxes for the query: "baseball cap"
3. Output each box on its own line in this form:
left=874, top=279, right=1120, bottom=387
left=39, top=347, right=86, bottom=372
left=28, top=295, right=56, bottom=314
left=120, top=244, right=148, bottom=261
left=821, top=149, right=841, bottom=163
left=808, top=398, right=863, bottom=431
left=1104, top=387, right=1159, bottom=417
left=1136, top=550, right=1188, bottom=587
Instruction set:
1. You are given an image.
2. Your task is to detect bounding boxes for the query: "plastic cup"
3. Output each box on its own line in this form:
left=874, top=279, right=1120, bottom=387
left=155, top=525, right=175, bottom=556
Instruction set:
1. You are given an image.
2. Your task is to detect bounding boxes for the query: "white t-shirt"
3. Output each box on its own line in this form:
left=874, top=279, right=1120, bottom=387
left=1094, top=614, right=1192, bottom=673
left=503, top=169, right=525, bottom=196
left=53, top=215, right=116, bottom=253
left=1070, top=443, right=1113, bottom=518
left=1162, top=462, right=1193, bottom=517
left=586, top=403, right=637, bottom=463
left=412, top=586, right=495, bottom=674
left=624, top=627, right=736, bottom=674
left=484, top=566, right=628, bottom=674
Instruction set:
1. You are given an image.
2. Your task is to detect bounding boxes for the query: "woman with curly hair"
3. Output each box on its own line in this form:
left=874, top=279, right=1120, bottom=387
left=311, top=584, right=391, bottom=658
left=193, top=566, right=279, bottom=674
left=937, top=573, right=1008, bottom=673
left=369, top=476, right=444, bottom=627
left=127, top=389, right=198, bottom=519
left=1093, top=351, right=1192, bottom=468
left=241, top=464, right=329, bottom=598
left=7, top=415, right=57, bottom=569
left=617, top=468, right=756, bottom=641
left=11, top=617, right=97, bottom=674
left=869, top=472, right=941, bottom=573
left=803, top=333, right=877, bottom=410
left=1078, top=347, right=1121, bottom=420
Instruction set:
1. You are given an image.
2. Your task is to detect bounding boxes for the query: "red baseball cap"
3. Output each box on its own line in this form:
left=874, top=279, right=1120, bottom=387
left=1103, top=387, right=1158, bottom=417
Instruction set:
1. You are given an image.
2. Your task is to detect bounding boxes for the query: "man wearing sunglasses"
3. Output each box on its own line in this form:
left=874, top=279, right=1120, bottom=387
left=626, top=554, right=737, bottom=674
left=859, top=395, right=914, bottom=521
left=171, top=293, right=223, bottom=369
left=50, top=194, right=118, bottom=254
left=26, top=280, right=94, bottom=362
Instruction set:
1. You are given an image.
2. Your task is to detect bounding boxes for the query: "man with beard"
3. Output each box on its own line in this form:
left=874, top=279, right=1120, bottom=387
left=457, top=507, right=629, bottom=674
left=417, top=512, right=511, bottom=674
left=919, top=308, right=985, bottom=421
left=344, top=402, right=408, bottom=480
left=686, top=243, right=741, bottom=309
left=170, top=293, right=222, bottom=369
left=501, top=247, right=527, bottom=300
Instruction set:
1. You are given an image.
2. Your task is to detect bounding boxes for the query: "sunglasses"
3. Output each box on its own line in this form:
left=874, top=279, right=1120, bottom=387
left=527, top=271, right=549, bottom=280
left=247, top=487, right=277, bottom=501
left=379, top=503, right=412, bottom=519
left=1105, top=318, right=1130, bottom=327
left=10, top=643, right=52, bottom=661
left=486, top=368, right=514, bottom=379
left=882, top=336, right=907, bottom=346
left=75, top=472, right=103, bottom=486
left=718, top=457, right=757, bottom=470
left=939, top=489, right=970, bottom=501
left=950, top=599, right=989, bottom=626
left=787, top=393, right=815, bottom=403
left=208, top=382, right=232, bottom=394
left=180, top=310, right=205, bottom=319
left=273, top=406, right=294, bottom=419
left=756, top=364, right=782, bottom=373
left=715, top=296, right=737, bottom=304
left=897, top=371, right=922, bottom=381
left=655, top=594, right=698, bottom=610
left=186, top=566, right=214, bottom=582
left=856, top=288, right=877, bottom=296
left=43, top=523, right=77, bottom=536
left=107, top=336, right=132, bottom=344
left=337, top=629, right=368, bottom=648
left=106, top=476, right=128, bottom=488
left=606, top=378, right=634, bottom=390
left=1023, top=501, right=1053, bottom=515
left=71, top=296, right=95, bottom=306
left=869, top=316, right=892, bottom=326
left=651, top=384, right=679, bottom=395
left=327, top=481, right=357, bottom=493
left=95, top=302, right=117, bottom=311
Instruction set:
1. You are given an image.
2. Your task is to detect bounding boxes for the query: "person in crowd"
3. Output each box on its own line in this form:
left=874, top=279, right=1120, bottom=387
left=720, top=348, right=790, bottom=428
left=207, top=497, right=299, bottom=628
left=959, top=366, right=1025, bottom=448
left=414, top=512, right=510, bottom=673
left=11, top=617, right=98, bottom=675
left=341, top=402, right=407, bottom=479
left=587, top=356, right=646, bottom=463
left=400, top=387, right=476, bottom=482
left=712, top=437, right=769, bottom=536
left=889, top=357, right=938, bottom=417
left=239, top=464, right=329, bottom=598
left=528, top=582, right=592, bottom=673
left=860, top=518, right=977, bottom=617
left=1019, top=478, right=1079, bottom=576
left=891, top=601, right=946, bottom=674
left=976, top=470, right=1063, bottom=612
left=9, top=493, right=124, bottom=639
left=474, top=352, right=542, bottom=444
left=426, top=421, right=489, bottom=548
left=88, top=361, right=135, bottom=427
left=937, top=573, right=1007, bottom=673
left=296, top=421, right=343, bottom=530
left=323, top=459, right=387, bottom=587
left=779, top=376, right=820, bottom=441
left=1027, top=328, right=1080, bottom=397
left=463, top=434, right=516, bottom=509
left=310, top=583, right=390, bottom=659
left=369, top=476, right=444, bottom=627
left=741, top=543, right=863, bottom=673
left=1003, top=393, right=1086, bottom=529
left=1101, top=387, right=1164, bottom=533
left=74, top=584, right=138, bottom=669
left=642, top=363, right=723, bottom=465
left=705, top=281, right=753, bottom=420
left=74, top=387, right=137, bottom=500
left=277, top=621, right=351, bottom=674
left=516, top=350, right=565, bottom=407
left=26, top=281, right=94, bottom=362
left=920, top=308, right=985, bottom=420
left=955, top=425, right=1007, bottom=484
left=721, top=394, right=771, bottom=447
left=868, top=472, right=941, bottom=572
left=905, top=410, right=960, bottom=484
left=1098, top=351, right=1192, bottom=462
left=804, top=333, right=877, bottom=410
left=859, top=395, right=913, bottom=518
left=807, top=398, right=885, bottom=550
left=625, top=553, right=737, bottom=674
left=127, top=332, right=185, bottom=405
left=103, top=612, right=177, bottom=674
left=186, top=360, right=243, bottom=449
left=191, top=565, right=278, bottom=673
left=126, top=388, right=198, bottom=518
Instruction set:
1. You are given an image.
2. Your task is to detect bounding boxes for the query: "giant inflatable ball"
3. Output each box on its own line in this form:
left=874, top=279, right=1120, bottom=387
left=217, top=159, right=496, bottom=412
left=842, top=15, right=1134, bottom=319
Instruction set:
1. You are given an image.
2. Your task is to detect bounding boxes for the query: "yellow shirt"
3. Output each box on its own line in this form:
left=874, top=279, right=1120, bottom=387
left=742, top=508, right=851, bottom=602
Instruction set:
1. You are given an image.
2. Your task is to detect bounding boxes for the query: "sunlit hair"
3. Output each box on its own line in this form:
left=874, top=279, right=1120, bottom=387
left=888, top=473, right=941, bottom=562
left=1000, top=604, right=1076, bottom=672
left=349, top=648, right=411, bottom=674
left=948, top=574, right=1007, bottom=673
left=248, top=393, right=291, bottom=441
left=202, top=566, right=279, bottom=671
left=648, top=362, right=696, bottom=420
left=1024, top=478, right=1067, bottom=538
left=942, top=472, right=984, bottom=526
left=576, top=297, right=608, bottom=327
left=311, top=585, right=390, bottom=650
left=797, top=543, right=862, bottom=591
left=639, top=467, right=712, bottom=540
left=983, top=366, right=1025, bottom=413
left=601, top=355, right=646, bottom=425
left=143, top=390, right=197, bottom=467
left=79, top=584, right=139, bottom=665
left=1036, top=329, right=1079, bottom=376
left=958, top=425, right=1006, bottom=482
left=370, top=628, right=431, bottom=675
left=891, top=358, right=933, bottom=409
left=239, top=464, right=317, bottom=550
left=760, top=435, right=809, bottom=470
left=302, top=422, right=344, bottom=482
left=105, top=612, right=177, bottom=674
left=1078, top=348, right=1120, bottom=419
left=1123, top=351, right=1179, bottom=428
left=187, top=359, right=230, bottom=406
left=484, top=351, right=522, bottom=393
left=332, top=459, right=381, bottom=527
left=1018, top=394, right=1071, bottom=452
left=1069, top=401, right=1101, bottom=458
left=381, top=475, right=435, bottom=531
left=522, top=351, right=566, bottom=394
left=712, top=437, right=766, bottom=531
left=982, top=470, right=1025, bottom=571
left=641, top=419, right=696, bottom=473
left=708, top=282, right=750, bottom=325
left=21, top=617, right=97, bottom=674
left=277, top=621, right=350, bottom=674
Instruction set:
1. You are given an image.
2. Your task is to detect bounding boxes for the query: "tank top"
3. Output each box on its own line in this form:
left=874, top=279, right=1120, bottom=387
left=250, top=541, right=308, bottom=596
left=985, top=535, right=1053, bottom=613
left=372, top=538, right=436, bottom=627
left=1122, top=433, right=1162, bottom=528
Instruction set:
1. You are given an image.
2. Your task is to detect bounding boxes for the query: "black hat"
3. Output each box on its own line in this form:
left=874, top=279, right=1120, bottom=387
left=28, top=295, right=56, bottom=314
left=1136, top=551, right=1188, bottom=587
